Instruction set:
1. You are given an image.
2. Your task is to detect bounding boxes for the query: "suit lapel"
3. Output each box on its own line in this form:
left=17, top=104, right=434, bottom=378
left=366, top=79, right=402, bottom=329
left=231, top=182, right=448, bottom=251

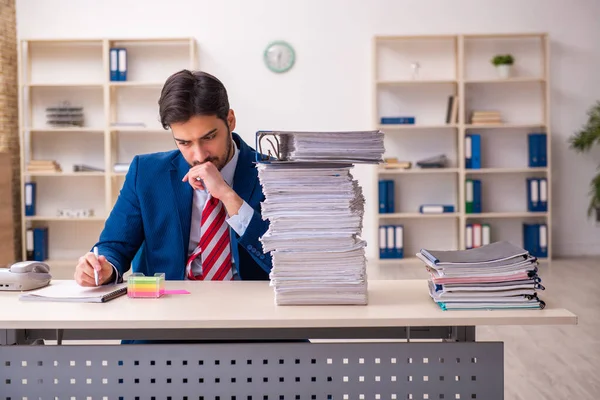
left=170, top=153, right=193, bottom=258
left=232, top=132, right=259, bottom=203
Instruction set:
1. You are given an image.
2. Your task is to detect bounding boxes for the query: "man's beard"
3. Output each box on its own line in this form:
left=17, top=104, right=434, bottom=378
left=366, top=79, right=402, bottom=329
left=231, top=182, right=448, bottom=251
left=193, top=131, right=233, bottom=171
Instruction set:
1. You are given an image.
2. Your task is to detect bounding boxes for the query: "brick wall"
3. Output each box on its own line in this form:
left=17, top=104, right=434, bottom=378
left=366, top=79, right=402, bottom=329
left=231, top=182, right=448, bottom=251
left=0, top=0, right=22, bottom=260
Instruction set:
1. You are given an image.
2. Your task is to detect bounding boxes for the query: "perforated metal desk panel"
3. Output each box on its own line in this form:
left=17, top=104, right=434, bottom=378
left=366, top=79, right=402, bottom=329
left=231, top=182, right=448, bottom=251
left=0, top=280, right=577, bottom=399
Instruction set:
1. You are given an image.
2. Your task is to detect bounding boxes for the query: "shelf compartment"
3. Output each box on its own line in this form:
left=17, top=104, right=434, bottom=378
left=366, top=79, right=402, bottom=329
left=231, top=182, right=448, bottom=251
left=464, top=77, right=545, bottom=84
left=378, top=124, right=458, bottom=130
left=465, top=212, right=548, bottom=219
left=108, top=38, right=195, bottom=84
left=377, top=80, right=457, bottom=86
left=23, top=172, right=105, bottom=177
left=375, top=36, right=457, bottom=82
left=379, top=168, right=460, bottom=175
left=379, top=212, right=459, bottom=219
left=465, top=123, right=546, bottom=130
left=465, top=167, right=548, bottom=174
left=23, top=39, right=104, bottom=85
left=463, top=34, right=546, bottom=81
left=24, top=127, right=104, bottom=133
left=25, top=216, right=106, bottom=222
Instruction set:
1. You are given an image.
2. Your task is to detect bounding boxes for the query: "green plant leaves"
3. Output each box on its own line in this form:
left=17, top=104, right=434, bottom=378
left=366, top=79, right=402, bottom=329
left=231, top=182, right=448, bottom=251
left=491, top=54, right=514, bottom=66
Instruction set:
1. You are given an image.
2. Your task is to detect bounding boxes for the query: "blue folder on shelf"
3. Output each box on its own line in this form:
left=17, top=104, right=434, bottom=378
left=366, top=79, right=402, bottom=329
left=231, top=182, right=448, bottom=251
left=523, top=223, right=547, bottom=258
left=526, top=178, right=539, bottom=212
left=378, top=180, right=386, bottom=213
left=539, top=178, right=548, bottom=212
left=473, top=179, right=482, bottom=213
left=465, top=134, right=481, bottom=169
left=528, top=133, right=547, bottom=167
left=117, top=48, right=128, bottom=81
left=33, top=227, right=49, bottom=261
left=379, top=225, right=404, bottom=259
left=419, top=204, right=455, bottom=214
left=109, top=48, right=119, bottom=81
left=24, top=182, right=36, bottom=216
left=378, top=180, right=395, bottom=213
left=380, top=117, right=415, bottom=125
left=526, top=178, right=547, bottom=212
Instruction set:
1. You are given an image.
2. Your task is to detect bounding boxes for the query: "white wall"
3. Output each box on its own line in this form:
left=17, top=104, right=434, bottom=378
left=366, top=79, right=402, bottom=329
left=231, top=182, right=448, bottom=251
left=16, top=0, right=600, bottom=258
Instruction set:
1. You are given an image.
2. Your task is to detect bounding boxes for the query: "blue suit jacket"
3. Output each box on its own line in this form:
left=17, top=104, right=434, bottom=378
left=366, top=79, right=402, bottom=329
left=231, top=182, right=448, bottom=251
left=95, top=132, right=272, bottom=281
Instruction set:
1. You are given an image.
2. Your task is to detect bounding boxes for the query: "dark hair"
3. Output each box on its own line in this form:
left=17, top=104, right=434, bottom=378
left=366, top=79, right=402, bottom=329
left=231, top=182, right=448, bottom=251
left=158, top=70, right=230, bottom=130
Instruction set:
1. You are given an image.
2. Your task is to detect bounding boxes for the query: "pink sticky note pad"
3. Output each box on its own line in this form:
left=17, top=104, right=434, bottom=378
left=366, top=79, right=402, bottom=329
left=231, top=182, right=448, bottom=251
left=161, top=289, right=190, bottom=295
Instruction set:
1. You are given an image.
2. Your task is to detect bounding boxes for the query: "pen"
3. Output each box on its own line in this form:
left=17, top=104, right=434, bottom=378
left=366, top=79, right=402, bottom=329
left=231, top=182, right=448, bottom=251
left=93, top=246, right=99, bottom=286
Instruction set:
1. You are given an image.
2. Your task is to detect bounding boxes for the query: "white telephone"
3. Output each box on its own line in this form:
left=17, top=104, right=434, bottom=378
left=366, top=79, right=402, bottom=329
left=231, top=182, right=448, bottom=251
left=0, top=261, right=52, bottom=291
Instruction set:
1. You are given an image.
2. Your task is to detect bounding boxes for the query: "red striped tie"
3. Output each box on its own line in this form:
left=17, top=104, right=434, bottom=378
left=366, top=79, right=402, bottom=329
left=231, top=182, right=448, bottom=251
left=185, top=196, right=233, bottom=280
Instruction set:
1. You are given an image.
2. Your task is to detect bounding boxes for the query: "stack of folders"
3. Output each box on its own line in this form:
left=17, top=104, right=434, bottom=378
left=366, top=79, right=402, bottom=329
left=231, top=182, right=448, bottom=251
left=256, top=130, right=385, bottom=306
left=470, top=111, right=502, bottom=125
left=27, top=160, right=62, bottom=173
left=417, top=241, right=545, bottom=311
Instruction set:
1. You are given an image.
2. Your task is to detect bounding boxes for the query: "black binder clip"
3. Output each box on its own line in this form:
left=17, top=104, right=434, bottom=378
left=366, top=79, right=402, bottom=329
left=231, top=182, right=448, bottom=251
left=255, top=131, right=282, bottom=163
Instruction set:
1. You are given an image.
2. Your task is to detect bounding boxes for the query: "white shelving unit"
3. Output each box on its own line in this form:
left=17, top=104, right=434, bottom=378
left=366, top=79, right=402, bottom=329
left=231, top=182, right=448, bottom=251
left=373, top=33, right=551, bottom=261
left=18, top=38, right=197, bottom=269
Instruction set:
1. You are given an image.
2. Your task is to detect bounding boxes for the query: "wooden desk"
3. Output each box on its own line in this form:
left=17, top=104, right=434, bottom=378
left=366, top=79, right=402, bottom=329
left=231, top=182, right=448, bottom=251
left=0, top=280, right=577, bottom=399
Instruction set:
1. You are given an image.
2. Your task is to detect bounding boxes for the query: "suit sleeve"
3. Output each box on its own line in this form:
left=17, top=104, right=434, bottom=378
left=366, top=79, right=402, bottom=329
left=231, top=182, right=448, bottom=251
left=94, top=156, right=144, bottom=278
left=236, top=201, right=272, bottom=274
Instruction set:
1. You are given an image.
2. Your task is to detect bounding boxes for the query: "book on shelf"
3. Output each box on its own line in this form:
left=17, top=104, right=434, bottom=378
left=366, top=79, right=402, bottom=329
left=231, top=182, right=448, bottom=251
left=27, top=160, right=62, bottom=173
left=383, top=158, right=411, bottom=169
left=445, top=95, right=459, bottom=124
left=470, top=110, right=502, bottom=124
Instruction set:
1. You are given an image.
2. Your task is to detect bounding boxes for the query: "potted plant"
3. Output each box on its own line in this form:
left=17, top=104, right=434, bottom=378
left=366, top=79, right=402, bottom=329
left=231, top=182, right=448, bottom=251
left=491, top=54, right=514, bottom=79
left=569, top=100, right=600, bottom=222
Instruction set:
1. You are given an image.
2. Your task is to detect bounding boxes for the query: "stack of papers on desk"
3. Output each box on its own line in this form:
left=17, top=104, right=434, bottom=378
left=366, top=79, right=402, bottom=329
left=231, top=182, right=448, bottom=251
left=257, top=131, right=385, bottom=305
left=416, top=241, right=546, bottom=310
left=277, top=130, right=385, bottom=163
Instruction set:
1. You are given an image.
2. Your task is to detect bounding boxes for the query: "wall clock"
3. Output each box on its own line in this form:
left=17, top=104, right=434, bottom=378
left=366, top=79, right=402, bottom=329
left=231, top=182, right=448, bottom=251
left=264, top=41, right=295, bottom=73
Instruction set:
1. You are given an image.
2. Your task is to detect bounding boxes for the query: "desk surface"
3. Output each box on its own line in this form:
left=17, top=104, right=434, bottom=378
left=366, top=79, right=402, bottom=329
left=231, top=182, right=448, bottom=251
left=0, top=280, right=576, bottom=330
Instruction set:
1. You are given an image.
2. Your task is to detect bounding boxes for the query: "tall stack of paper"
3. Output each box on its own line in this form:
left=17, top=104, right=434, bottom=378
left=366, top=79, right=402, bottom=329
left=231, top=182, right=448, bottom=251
left=416, top=241, right=545, bottom=310
left=256, top=130, right=384, bottom=305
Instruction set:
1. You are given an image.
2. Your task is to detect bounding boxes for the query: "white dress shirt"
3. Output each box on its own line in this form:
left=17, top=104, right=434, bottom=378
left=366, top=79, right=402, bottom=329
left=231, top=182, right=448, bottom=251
left=187, top=141, right=254, bottom=280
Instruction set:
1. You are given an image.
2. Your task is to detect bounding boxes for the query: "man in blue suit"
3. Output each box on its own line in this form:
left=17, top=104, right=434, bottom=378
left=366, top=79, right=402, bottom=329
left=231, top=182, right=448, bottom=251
left=74, top=70, right=271, bottom=285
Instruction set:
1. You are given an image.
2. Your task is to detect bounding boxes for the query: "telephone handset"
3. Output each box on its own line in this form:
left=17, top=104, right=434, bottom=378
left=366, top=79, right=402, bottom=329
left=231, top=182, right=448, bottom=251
left=0, top=261, right=52, bottom=291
